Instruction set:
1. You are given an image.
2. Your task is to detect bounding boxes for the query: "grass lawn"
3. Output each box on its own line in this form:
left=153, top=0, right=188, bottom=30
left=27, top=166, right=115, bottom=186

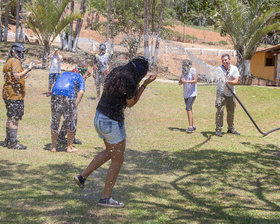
left=1, top=65, right=280, bottom=223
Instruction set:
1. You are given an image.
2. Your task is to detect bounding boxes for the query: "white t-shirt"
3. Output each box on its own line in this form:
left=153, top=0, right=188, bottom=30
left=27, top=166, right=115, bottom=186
left=217, top=65, right=240, bottom=96
left=94, top=53, right=110, bottom=73
left=181, top=67, right=197, bottom=98
left=49, top=55, right=62, bottom=73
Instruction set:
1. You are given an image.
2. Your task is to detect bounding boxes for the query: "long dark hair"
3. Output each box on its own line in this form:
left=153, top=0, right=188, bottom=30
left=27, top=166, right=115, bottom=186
left=104, top=57, right=149, bottom=97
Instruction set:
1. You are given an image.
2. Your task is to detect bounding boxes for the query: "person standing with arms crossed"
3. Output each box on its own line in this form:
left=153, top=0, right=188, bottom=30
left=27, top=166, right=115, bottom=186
left=2, top=43, right=34, bottom=149
left=179, top=59, right=197, bottom=133
left=215, top=54, right=240, bottom=137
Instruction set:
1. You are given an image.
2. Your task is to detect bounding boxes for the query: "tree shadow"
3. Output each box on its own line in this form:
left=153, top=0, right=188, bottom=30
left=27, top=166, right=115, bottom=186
left=2, top=141, right=280, bottom=223
left=120, top=142, right=280, bottom=223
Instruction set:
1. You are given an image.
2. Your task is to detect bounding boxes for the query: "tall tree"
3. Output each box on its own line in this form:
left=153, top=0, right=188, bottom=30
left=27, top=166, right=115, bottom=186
left=67, top=0, right=74, bottom=51
left=214, top=0, right=280, bottom=81
left=72, top=0, right=87, bottom=52
left=153, top=0, right=166, bottom=65
left=19, top=0, right=25, bottom=42
left=106, top=0, right=112, bottom=43
left=3, top=0, right=9, bottom=41
left=110, top=0, right=117, bottom=53
left=26, top=0, right=81, bottom=67
left=143, top=0, right=150, bottom=58
left=0, top=0, right=3, bottom=41
left=15, top=0, right=20, bottom=41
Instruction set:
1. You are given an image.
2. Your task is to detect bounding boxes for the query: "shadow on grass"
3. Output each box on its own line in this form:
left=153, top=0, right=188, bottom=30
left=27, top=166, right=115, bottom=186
left=168, top=127, right=187, bottom=132
left=43, top=143, right=68, bottom=152
left=121, top=141, right=280, bottom=223
left=87, top=96, right=97, bottom=100
left=1, top=141, right=280, bottom=223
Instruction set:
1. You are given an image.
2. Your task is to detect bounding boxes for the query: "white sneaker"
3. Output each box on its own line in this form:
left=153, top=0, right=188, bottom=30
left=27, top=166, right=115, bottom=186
left=98, top=197, right=125, bottom=208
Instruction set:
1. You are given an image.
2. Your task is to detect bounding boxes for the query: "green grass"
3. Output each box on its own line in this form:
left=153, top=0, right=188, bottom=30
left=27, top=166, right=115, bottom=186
left=1, top=67, right=280, bottom=223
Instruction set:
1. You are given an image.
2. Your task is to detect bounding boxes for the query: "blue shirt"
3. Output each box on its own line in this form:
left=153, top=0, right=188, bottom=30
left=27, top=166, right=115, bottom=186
left=52, top=71, right=85, bottom=99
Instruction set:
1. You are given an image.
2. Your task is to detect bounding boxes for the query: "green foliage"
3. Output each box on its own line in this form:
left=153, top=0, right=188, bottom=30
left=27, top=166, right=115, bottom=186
left=168, top=0, right=221, bottom=26
left=25, top=0, right=81, bottom=47
left=214, top=0, right=280, bottom=75
left=218, top=40, right=228, bottom=45
left=203, top=40, right=228, bottom=46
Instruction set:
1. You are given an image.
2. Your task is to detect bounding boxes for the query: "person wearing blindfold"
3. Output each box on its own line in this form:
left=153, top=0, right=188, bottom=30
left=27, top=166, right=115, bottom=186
left=3, top=43, right=34, bottom=150
left=56, top=63, right=91, bottom=145
left=74, top=56, right=157, bottom=208
left=50, top=63, right=88, bottom=153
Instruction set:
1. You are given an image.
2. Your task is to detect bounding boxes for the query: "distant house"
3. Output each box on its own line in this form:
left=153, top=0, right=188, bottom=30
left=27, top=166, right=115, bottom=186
left=250, top=44, right=280, bottom=81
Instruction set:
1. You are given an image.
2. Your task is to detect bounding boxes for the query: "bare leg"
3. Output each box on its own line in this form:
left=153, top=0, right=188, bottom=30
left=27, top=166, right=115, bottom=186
left=67, top=130, right=78, bottom=152
left=101, top=139, right=126, bottom=199
left=187, top=110, right=193, bottom=127
left=51, top=130, right=58, bottom=152
left=81, top=140, right=112, bottom=178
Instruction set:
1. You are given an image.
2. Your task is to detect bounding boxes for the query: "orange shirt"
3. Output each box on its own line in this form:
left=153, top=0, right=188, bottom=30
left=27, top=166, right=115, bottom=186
left=2, top=58, right=25, bottom=100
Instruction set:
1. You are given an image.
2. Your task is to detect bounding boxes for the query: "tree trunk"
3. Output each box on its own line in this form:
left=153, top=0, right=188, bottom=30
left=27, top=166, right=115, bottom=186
left=60, top=32, right=68, bottom=50
left=72, top=0, right=87, bottom=52
left=19, top=0, right=25, bottom=42
left=106, top=0, right=112, bottom=43
left=183, top=24, right=186, bottom=42
left=3, top=0, right=9, bottom=41
left=153, top=0, right=166, bottom=66
left=67, top=0, right=74, bottom=51
left=15, top=0, right=20, bottom=42
left=236, top=50, right=251, bottom=84
left=110, top=0, right=117, bottom=54
left=150, top=0, right=155, bottom=61
left=144, top=0, right=150, bottom=59
left=0, top=0, right=3, bottom=41
left=42, top=42, right=50, bottom=69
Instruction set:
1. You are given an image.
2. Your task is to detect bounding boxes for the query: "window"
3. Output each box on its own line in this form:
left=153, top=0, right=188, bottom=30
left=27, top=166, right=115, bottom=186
left=265, top=53, right=275, bottom=66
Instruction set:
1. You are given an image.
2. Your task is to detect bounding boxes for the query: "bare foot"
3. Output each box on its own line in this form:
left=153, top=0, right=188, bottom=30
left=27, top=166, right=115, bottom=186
left=67, top=147, right=78, bottom=153
left=51, top=148, right=56, bottom=152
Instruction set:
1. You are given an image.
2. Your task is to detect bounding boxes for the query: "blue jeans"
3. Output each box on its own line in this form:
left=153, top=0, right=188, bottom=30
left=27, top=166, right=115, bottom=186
left=94, top=110, right=126, bottom=144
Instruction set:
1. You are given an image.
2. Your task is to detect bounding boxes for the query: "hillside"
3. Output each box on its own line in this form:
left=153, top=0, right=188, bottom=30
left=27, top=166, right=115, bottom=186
left=4, top=18, right=236, bottom=78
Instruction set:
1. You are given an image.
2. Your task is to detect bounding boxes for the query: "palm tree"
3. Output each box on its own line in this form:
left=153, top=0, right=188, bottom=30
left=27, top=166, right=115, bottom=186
left=214, top=0, right=280, bottom=82
left=25, top=0, right=81, bottom=67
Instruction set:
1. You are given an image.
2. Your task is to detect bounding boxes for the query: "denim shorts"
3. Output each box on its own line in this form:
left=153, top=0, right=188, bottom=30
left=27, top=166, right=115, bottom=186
left=94, top=110, right=126, bottom=144
left=184, top=96, right=196, bottom=111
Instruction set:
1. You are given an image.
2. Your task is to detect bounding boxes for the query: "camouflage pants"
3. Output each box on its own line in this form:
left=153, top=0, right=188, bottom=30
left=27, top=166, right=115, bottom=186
left=95, top=71, right=106, bottom=97
left=215, top=91, right=236, bottom=132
